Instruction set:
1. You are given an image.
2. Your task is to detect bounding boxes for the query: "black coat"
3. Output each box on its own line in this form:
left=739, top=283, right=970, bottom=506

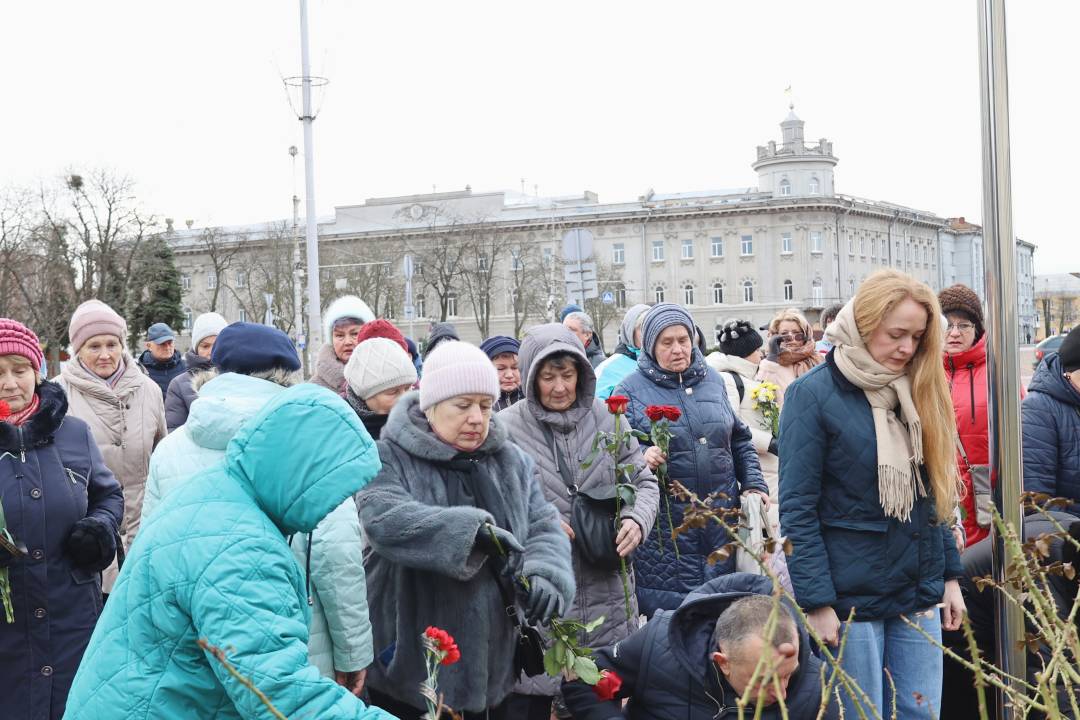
left=138, top=349, right=186, bottom=400
left=163, top=351, right=213, bottom=432
left=562, top=573, right=838, bottom=719
left=0, top=382, right=124, bottom=720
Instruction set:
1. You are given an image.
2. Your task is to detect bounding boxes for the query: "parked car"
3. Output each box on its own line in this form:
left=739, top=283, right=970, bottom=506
left=1035, top=334, right=1067, bottom=369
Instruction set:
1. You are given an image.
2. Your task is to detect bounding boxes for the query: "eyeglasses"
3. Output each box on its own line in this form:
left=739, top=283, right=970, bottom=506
left=779, top=332, right=806, bottom=343
left=946, top=323, right=975, bottom=333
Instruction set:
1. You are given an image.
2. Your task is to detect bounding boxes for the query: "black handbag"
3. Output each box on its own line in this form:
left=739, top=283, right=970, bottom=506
left=541, top=424, right=624, bottom=571
left=489, top=563, right=546, bottom=677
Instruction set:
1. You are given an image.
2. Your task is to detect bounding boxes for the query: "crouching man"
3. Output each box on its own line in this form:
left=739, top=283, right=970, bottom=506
left=562, top=574, right=838, bottom=719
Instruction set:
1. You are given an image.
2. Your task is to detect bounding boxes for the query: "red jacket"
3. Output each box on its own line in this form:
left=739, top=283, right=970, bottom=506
left=945, top=337, right=991, bottom=545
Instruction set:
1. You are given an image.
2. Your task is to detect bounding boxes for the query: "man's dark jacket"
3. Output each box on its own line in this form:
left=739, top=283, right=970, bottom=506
left=138, top=349, right=186, bottom=400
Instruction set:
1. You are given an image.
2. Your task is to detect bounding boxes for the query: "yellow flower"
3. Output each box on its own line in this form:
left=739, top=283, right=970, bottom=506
left=763, top=390, right=775, bottom=402
left=752, top=402, right=759, bottom=410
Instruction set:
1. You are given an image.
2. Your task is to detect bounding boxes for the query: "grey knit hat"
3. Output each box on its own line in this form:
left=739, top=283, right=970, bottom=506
left=641, top=303, right=695, bottom=360
left=344, top=337, right=417, bottom=400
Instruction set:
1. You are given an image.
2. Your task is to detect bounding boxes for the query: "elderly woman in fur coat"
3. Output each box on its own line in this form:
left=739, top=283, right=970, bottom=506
left=358, top=341, right=575, bottom=720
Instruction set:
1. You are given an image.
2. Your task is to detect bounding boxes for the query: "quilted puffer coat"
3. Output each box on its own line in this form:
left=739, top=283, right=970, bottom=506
left=64, top=384, right=392, bottom=720
left=358, top=392, right=575, bottom=714
left=615, top=349, right=767, bottom=618
left=779, top=356, right=965, bottom=620
left=1022, top=353, right=1080, bottom=514
left=594, top=350, right=638, bottom=401
left=163, top=349, right=213, bottom=432
left=56, top=355, right=166, bottom=592
left=944, top=336, right=992, bottom=545
left=142, top=371, right=374, bottom=678
left=0, top=382, right=124, bottom=720
left=500, top=323, right=659, bottom=696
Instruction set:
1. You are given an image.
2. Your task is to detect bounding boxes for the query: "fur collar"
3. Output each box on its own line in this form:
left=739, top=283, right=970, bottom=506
left=0, top=381, right=68, bottom=453
left=382, top=391, right=508, bottom=462
left=312, top=342, right=346, bottom=394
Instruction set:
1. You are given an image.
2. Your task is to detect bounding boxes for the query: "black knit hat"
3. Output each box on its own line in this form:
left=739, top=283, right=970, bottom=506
left=938, top=284, right=985, bottom=339
left=1060, top=325, right=1080, bottom=373
left=717, top=320, right=764, bottom=359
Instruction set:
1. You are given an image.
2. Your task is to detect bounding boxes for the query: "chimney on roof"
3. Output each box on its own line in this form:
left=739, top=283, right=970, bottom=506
left=185, top=220, right=194, bottom=229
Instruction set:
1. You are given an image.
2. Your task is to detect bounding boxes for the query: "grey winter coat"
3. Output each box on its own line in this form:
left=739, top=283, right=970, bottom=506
left=357, top=392, right=575, bottom=714
left=501, top=323, right=659, bottom=696
left=163, top=350, right=213, bottom=432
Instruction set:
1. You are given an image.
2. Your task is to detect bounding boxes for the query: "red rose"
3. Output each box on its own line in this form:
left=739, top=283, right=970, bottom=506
left=662, top=406, right=681, bottom=422
left=606, top=395, right=630, bottom=415
left=593, top=670, right=623, bottom=701
left=0, top=400, right=10, bottom=421
left=644, top=405, right=665, bottom=422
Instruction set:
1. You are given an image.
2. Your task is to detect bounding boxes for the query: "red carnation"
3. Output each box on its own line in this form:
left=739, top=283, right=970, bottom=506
left=442, top=645, right=461, bottom=666
left=644, top=405, right=665, bottom=422
left=592, top=670, right=623, bottom=701
left=0, top=400, right=10, bottom=421
left=606, top=395, right=630, bottom=415
left=662, top=406, right=681, bottom=422
left=424, top=626, right=461, bottom=666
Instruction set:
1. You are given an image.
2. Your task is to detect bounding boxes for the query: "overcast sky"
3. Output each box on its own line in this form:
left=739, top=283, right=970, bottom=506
left=2, top=1, right=1074, bottom=274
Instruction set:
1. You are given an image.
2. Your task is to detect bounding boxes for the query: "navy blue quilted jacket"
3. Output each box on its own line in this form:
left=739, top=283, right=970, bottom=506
left=778, top=355, right=964, bottom=620
left=615, top=350, right=766, bottom=618
left=1022, top=353, right=1080, bottom=513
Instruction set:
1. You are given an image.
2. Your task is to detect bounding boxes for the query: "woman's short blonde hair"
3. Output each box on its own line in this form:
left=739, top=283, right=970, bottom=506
left=768, top=308, right=813, bottom=338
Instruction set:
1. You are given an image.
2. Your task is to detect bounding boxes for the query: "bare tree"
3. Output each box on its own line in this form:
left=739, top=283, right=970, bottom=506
left=0, top=187, right=31, bottom=318
left=225, top=223, right=302, bottom=334
left=582, top=254, right=624, bottom=347
left=320, top=241, right=402, bottom=319
left=408, top=213, right=470, bottom=322
left=505, top=236, right=562, bottom=336
left=458, top=224, right=508, bottom=337
left=196, top=226, right=242, bottom=313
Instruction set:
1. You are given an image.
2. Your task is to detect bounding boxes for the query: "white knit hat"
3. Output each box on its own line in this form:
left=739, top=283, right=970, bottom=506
left=344, top=337, right=417, bottom=400
left=418, top=341, right=500, bottom=411
left=323, top=295, right=375, bottom=341
left=191, top=312, right=228, bottom=347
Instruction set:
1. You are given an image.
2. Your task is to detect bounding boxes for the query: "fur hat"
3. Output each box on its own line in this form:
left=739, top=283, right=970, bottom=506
left=68, top=299, right=127, bottom=352
left=717, top=320, right=764, bottom=359
left=355, top=319, right=408, bottom=353
left=418, top=341, right=499, bottom=411
left=1060, top=325, right=1080, bottom=374
left=191, top=312, right=228, bottom=348
left=0, top=319, right=43, bottom=372
left=322, top=296, right=375, bottom=341
left=938, top=285, right=985, bottom=339
left=344, top=337, right=417, bottom=400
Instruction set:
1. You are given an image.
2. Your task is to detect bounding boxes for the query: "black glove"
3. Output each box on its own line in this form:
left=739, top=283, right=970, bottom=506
left=65, top=517, right=116, bottom=572
left=475, top=524, right=525, bottom=558
left=766, top=335, right=784, bottom=363
left=525, top=575, right=564, bottom=626
left=768, top=437, right=779, bottom=457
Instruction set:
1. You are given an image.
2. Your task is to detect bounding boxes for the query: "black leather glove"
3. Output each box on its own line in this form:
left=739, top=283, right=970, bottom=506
left=766, top=335, right=784, bottom=363
left=475, top=523, right=525, bottom=558
left=525, top=575, right=564, bottom=626
left=65, top=517, right=116, bottom=572
left=768, top=437, right=779, bottom=456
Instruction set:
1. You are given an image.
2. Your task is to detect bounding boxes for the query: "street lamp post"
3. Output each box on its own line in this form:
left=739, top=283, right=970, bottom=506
left=298, top=0, right=323, bottom=353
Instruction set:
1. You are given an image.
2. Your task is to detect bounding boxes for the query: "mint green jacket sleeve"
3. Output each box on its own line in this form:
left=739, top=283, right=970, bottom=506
left=190, top=537, right=395, bottom=719
left=309, top=499, right=374, bottom=673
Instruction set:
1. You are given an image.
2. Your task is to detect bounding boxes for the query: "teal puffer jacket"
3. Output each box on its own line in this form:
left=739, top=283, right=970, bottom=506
left=64, top=384, right=394, bottom=719
left=142, top=372, right=374, bottom=677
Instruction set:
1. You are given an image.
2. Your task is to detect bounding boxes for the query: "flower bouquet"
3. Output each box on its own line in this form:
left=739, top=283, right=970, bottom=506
left=640, top=405, right=681, bottom=559
left=749, top=381, right=781, bottom=437
left=420, top=626, right=461, bottom=719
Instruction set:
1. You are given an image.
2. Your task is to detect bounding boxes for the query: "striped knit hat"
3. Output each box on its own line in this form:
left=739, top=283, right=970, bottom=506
left=641, top=303, right=695, bottom=360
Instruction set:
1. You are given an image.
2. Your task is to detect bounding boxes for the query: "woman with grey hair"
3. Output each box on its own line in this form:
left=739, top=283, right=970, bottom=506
left=594, top=304, right=650, bottom=400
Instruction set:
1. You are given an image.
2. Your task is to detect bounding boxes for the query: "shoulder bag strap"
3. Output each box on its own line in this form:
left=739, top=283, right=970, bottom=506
left=954, top=434, right=972, bottom=470
left=540, top=421, right=578, bottom=495
left=728, top=371, right=745, bottom=404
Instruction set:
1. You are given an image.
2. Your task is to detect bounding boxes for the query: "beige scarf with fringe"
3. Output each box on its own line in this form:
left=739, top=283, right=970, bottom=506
left=825, top=301, right=926, bottom=521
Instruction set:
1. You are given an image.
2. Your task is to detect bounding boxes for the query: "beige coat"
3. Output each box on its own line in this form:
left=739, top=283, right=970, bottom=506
left=57, top=355, right=166, bottom=590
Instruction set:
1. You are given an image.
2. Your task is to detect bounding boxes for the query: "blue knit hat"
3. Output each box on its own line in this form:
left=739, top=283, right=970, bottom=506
left=559, top=304, right=583, bottom=322
left=641, top=303, right=695, bottom=360
left=211, top=323, right=301, bottom=375
left=479, top=335, right=520, bottom=359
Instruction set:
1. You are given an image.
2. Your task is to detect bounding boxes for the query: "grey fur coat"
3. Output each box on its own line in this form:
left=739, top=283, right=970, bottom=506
left=501, top=323, right=659, bottom=696
left=357, top=392, right=574, bottom=713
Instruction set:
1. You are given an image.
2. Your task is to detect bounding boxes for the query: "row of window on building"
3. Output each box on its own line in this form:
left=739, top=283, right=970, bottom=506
left=614, top=234, right=934, bottom=266
left=180, top=271, right=247, bottom=291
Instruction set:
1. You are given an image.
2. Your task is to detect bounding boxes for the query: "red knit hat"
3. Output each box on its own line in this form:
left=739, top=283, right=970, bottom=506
left=0, top=319, right=43, bottom=372
left=355, top=319, right=408, bottom=353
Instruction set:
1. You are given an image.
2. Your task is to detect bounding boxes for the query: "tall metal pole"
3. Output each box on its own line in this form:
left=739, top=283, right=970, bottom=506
left=976, top=0, right=1026, bottom=713
left=299, top=0, right=323, bottom=352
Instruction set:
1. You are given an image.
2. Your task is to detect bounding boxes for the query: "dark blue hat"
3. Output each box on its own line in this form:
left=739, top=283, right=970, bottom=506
left=479, top=335, right=520, bottom=359
left=211, top=322, right=301, bottom=375
left=559, top=304, right=583, bottom=322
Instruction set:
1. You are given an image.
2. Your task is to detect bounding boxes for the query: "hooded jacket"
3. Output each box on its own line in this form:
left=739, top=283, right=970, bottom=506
left=163, top=349, right=213, bottom=432
left=0, top=382, right=124, bottom=720
left=500, top=323, right=659, bottom=696
left=142, top=372, right=374, bottom=679
left=561, top=573, right=838, bottom=719
left=64, top=384, right=392, bottom=720
left=944, top=336, right=992, bottom=545
left=594, top=306, right=650, bottom=402
left=358, top=392, right=574, bottom=713
left=1022, top=352, right=1080, bottom=514
left=137, top=348, right=186, bottom=400
left=56, top=354, right=166, bottom=592
left=706, top=352, right=779, bottom=531
left=615, top=349, right=767, bottom=617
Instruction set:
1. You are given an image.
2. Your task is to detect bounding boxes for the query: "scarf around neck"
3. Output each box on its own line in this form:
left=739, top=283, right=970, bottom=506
left=777, top=339, right=822, bottom=376
left=826, top=301, right=926, bottom=521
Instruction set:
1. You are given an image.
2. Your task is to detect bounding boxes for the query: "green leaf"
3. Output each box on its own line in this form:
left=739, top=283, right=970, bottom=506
left=617, top=484, right=637, bottom=506
left=580, top=446, right=600, bottom=470
left=631, top=429, right=650, bottom=441
left=544, top=647, right=564, bottom=677
left=583, top=615, right=605, bottom=633
left=573, top=656, right=602, bottom=685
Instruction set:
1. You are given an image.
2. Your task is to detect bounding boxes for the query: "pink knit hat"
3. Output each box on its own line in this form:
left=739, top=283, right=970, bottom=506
left=0, top=319, right=43, bottom=372
left=418, top=341, right=500, bottom=411
left=68, top=299, right=127, bottom=352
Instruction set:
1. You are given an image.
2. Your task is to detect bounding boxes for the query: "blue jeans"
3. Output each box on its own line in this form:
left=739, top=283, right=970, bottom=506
left=836, top=610, right=943, bottom=718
